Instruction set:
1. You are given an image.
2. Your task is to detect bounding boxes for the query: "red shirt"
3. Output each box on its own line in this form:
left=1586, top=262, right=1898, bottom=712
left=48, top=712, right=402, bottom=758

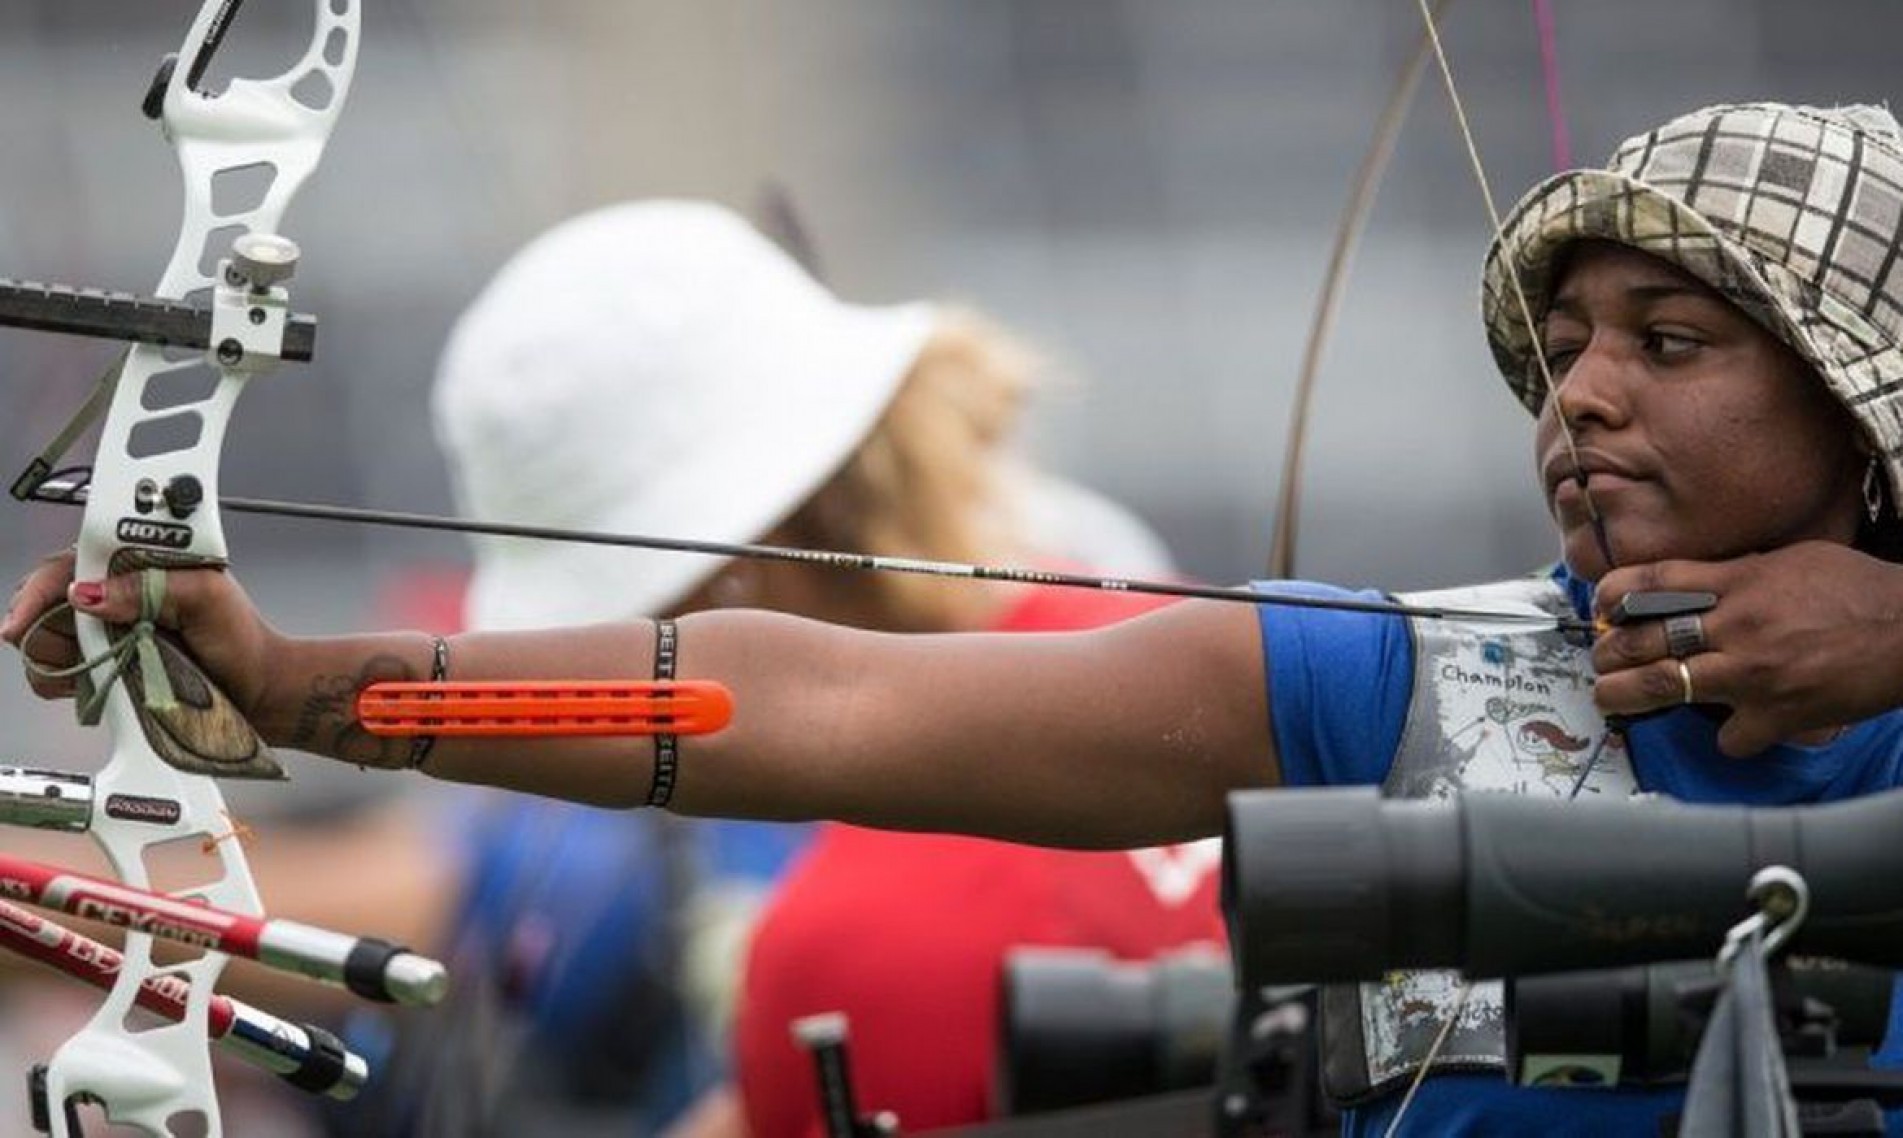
left=734, top=585, right=1228, bottom=1137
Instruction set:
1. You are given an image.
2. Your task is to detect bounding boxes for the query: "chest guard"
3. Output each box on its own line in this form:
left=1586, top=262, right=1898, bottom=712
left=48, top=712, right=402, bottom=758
left=1317, top=576, right=1641, bottom=1106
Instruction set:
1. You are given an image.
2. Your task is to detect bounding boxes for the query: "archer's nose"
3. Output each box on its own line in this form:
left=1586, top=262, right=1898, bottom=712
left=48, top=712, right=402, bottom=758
left=1550, top=336, right=1634, bottom=432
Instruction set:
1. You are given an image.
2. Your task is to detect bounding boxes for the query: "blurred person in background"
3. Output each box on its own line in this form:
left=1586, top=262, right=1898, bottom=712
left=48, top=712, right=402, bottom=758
left=410, top=199, right=1219, bottom=1136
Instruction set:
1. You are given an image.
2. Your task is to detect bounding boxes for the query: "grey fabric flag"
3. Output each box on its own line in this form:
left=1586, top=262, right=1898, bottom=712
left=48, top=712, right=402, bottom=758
left=1679, top=929, right=1801, bottom=1138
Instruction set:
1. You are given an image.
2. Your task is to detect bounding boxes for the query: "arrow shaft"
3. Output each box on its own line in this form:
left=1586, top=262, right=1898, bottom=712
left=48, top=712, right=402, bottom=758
left=23, top=476, right=1590, bottom=636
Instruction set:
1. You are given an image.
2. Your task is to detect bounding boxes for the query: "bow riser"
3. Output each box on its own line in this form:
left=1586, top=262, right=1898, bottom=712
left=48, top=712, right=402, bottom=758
left=41, top=3, right=359, bottom=1134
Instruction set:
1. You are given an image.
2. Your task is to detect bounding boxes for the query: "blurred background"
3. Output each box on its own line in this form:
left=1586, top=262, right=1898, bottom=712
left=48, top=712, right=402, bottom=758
left=1, top=0, right=1900, bottom=1130
left=0, top=0, right=1897, bottom=797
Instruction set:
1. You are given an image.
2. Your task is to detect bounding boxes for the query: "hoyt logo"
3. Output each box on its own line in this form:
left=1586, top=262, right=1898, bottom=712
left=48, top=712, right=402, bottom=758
left=116, top=517, right=193, bottom=549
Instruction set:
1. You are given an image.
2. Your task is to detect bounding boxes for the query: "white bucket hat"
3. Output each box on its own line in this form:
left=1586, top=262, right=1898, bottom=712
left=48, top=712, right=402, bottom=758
left=433, top=200, right=934, bottom=629
left=1483, top=102, right=1903, bottom=509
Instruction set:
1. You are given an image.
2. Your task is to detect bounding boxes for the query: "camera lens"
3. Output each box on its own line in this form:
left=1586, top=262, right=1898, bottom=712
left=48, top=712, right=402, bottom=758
left=996, top=946, right=1233, bottom=1115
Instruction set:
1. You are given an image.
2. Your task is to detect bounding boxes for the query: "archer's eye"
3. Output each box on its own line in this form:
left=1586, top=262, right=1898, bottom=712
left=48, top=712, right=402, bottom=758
left=1642, top=328, right=1703, bottom=360
left=1541, top=343, right=1582, bottom=375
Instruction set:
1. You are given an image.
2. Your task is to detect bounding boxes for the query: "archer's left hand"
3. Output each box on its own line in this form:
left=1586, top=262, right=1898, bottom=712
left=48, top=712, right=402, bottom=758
left=2, top=547, right=281, bottom=721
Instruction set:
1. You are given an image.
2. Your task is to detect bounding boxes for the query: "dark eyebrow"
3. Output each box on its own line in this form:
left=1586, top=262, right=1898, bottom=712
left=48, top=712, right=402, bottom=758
left=1547, top=282, right=1713, bottom=320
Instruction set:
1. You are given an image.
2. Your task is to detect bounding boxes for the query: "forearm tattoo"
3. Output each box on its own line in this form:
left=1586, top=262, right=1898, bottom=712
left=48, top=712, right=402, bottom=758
left=289, top=652, right=415, bottom=769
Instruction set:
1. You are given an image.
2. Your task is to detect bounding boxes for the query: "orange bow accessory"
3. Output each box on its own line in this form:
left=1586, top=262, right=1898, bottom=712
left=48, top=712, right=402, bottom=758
left=356, top=680, right=734, bottom=738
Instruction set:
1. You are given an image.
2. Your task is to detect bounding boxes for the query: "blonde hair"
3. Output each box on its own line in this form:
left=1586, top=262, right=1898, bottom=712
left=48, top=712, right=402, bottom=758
left=773, top=307, right=1041, bottom=631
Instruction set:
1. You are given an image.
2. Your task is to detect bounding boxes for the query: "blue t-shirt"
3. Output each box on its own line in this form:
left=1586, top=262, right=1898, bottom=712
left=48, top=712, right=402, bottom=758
left=1256, top=568, right=1903, bottom=1136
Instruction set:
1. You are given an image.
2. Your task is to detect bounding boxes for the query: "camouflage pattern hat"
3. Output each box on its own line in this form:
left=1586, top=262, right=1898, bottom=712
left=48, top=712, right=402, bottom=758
left=1482, top=102, right=1903, bottom=508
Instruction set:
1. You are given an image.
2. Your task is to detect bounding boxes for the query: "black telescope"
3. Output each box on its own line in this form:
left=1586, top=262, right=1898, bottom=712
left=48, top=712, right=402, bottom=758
left=1222, top=786, right=1903, bottom=987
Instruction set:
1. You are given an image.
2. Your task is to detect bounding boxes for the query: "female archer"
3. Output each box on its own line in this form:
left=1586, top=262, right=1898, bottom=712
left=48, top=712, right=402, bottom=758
left=12, top=101, right=1903, bottom=1135
left=422, top=197, right=1225, bottom=1137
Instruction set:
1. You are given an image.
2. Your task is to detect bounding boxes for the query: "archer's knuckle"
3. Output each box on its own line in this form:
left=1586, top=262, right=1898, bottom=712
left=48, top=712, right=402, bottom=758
left=1636, top=662, right=1681, bottom=701
left=1594, top=629, right=1647, bottom=669
left=1591, top=673, right=1640, bottom=713
left=1729, top=655, right=1777, bottom=696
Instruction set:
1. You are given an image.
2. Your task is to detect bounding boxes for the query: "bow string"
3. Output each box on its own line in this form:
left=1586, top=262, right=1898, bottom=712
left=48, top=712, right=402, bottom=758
left=1414, top=0, right=1615, bottom=569
left=1272, top=0, right=1611, bottom=578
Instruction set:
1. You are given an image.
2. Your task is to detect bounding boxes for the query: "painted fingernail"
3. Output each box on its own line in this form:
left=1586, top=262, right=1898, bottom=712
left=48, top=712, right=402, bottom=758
left=71, top=581, right=106, bottom=608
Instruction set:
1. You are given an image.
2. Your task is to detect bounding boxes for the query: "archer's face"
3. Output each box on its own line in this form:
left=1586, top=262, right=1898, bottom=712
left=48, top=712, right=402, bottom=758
left=1533, top=242, right=1866, bottom=582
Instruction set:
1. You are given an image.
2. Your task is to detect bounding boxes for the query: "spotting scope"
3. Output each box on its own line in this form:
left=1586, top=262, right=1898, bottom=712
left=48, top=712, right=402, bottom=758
left=1223, top=786, right=1903, bottom=987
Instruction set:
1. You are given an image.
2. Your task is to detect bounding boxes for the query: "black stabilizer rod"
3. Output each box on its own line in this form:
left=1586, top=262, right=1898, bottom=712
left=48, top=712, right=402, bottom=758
left=1222, top=786, right=1903, bottom=986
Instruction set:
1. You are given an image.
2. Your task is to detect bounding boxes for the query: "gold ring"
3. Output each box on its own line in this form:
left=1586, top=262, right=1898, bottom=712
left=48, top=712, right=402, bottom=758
left=1677, top=658, right=1695, bottom=705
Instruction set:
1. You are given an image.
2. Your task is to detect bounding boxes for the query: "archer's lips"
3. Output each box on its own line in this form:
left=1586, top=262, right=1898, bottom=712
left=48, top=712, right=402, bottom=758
left=1542, top=451, right=1645, bottom=500
left=1550, top=474, right=1641, bottom=513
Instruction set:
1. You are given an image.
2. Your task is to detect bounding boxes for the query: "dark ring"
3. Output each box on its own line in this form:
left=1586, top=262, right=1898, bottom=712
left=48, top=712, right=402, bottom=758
left=1663, top=613, right=1708, bottom=659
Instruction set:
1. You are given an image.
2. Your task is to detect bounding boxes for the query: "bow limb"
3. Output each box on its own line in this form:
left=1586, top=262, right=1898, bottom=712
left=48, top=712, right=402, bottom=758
left=36, top=4, right=360, bottom=1135
left=1267, top=0, right=1456, bottom=579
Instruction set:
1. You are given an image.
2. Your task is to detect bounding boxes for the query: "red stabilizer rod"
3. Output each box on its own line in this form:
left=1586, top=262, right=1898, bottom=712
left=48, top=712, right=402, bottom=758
left=0, top=899, right=370, bottom=1099
left=356, top=680, right=734, bottom=737
left=0, top=853, right=448, bottom=1006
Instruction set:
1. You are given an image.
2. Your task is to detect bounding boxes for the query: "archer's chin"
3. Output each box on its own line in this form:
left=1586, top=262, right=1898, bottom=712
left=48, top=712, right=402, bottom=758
left=1557, top=525, right=1612, bottom=584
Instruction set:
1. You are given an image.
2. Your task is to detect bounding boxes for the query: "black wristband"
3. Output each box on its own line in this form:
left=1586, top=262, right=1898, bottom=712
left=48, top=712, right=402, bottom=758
left=648, top=619, right=679, bottom=807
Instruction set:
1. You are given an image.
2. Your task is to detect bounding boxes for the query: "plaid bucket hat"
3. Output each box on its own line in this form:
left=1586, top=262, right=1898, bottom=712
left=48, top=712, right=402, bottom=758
left=1482, top=102, right=1903, bottom=508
